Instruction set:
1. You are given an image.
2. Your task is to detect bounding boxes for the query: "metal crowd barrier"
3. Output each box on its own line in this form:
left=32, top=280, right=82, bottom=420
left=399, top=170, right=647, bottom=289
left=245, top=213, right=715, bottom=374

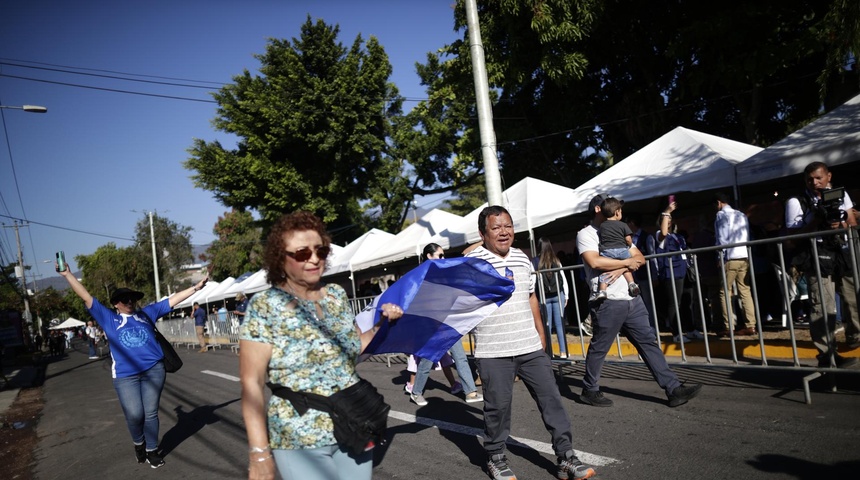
left=534, top=226, right=860, bottom=404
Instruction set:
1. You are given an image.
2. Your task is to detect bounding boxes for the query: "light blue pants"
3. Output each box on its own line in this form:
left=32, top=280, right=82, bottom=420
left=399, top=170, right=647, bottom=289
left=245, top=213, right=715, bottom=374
left=413, top=339, right=477, bottom=396
left=112, top=361, right=166, bottom=450
left=273, top=444, right=372, bottom=480
left=544, top=294, right=567, bottom=355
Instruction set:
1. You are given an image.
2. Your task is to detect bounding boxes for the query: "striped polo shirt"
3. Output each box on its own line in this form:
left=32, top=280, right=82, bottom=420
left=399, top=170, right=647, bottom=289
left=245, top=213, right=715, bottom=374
left=466, top=246, right=542, bottom=358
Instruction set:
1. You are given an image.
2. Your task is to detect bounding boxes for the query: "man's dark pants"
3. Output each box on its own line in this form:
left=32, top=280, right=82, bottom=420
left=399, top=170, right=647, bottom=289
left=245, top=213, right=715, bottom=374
left=477, top=350, right=573, bottom=457
left=583, top=297, right=681, bottom=395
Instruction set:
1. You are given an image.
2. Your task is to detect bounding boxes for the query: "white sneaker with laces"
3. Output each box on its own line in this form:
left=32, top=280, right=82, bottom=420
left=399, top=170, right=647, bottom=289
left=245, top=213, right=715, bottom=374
left=410, top=393, right=428, bottom=406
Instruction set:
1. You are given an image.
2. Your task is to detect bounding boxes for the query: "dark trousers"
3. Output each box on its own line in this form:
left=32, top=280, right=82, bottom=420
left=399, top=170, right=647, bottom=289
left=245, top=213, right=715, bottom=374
left=584, top=298, right=681, bottom=396
left=476, top=350, right=572, bottom=457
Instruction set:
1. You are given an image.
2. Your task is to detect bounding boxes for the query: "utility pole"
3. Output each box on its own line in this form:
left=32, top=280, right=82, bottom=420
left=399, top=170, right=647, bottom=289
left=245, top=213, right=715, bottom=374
left=149, top=211, right=161, bottom=300
left=465, top=0, right=503, bottom=206
left=10, top=221, right=33, bottom=336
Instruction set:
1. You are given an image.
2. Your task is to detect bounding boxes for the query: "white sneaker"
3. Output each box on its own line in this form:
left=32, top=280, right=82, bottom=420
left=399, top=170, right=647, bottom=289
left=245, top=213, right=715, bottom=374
left=410, top=393, right=428, bottom=406
left=465, top=391, right=484, bottom=403
left=404, top=382, right=413, bottom=394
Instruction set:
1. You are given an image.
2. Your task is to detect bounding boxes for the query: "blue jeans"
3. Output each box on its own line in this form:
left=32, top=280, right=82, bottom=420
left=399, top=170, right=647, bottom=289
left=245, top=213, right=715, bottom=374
left=112, top=361, right=166, bottom=450
left=413, top=340, right=477, bottom=396
left=87, top=338, right=97, bottom=357
left=544, top=294, right=567, bottom=355
left=273, top=444, right=372, bottom=480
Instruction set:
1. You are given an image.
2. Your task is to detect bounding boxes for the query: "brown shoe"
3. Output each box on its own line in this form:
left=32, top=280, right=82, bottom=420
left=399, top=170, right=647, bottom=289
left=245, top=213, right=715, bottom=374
left=198, top=347, right=207, bottom=353
left=715, top=331, right=730, bottom=338
left=734, top=328, right=757, bottom=336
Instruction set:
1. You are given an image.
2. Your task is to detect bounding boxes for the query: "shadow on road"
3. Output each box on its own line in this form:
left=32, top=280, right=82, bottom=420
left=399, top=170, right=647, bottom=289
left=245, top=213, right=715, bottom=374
left=160, top=398, right=240, bottom=455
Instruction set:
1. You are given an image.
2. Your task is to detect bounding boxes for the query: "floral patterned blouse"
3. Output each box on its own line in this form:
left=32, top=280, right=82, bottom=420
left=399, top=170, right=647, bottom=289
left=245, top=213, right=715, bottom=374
left=240, top=283, right=361, bottom=450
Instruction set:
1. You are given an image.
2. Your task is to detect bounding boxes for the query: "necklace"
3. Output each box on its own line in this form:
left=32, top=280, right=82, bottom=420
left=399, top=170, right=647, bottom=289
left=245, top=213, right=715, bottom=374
left=283, top=281, right=325, bottom=321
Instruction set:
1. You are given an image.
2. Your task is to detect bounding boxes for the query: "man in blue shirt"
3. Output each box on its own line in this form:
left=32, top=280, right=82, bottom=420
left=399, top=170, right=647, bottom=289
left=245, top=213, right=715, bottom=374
left=192, top=302, right=208, bottom=353
left=233, top=292, right=249, bottom=325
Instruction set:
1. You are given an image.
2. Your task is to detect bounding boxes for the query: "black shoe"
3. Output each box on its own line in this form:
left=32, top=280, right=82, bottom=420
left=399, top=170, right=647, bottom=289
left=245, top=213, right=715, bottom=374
left=668, top=383, right=703, bottom=407
left=817, top=354, right=859, bottom=369
left=134, top=443, right=146, bottom=464
left=580, top=388, right=613, bottom=407
left=146, top=450, right=165, bottom=469
left=847, top=338, right=860, bottom=350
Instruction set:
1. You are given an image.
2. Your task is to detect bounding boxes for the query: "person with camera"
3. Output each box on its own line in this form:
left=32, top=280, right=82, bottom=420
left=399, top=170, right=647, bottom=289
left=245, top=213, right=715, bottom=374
left=785, top=161, right=859, bottom=368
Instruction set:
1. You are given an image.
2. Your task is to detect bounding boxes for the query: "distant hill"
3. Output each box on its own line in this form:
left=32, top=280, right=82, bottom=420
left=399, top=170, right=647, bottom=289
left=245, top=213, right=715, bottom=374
left=35, top=272, right=79, bottom=292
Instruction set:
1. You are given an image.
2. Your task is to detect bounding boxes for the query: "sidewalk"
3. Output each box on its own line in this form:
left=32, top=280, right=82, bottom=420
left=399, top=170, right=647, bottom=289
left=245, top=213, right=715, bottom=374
left=0, top=361, right=40, bottom=417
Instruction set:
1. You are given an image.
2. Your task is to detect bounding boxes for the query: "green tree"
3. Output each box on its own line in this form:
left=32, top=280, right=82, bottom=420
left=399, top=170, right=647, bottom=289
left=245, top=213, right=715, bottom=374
left=201, top=209, right=264, bottom=279
left=74, top=214, right=193, bottom=304
left=0, top=264, right=24, bottom=313
left=406, top=0, right=858, bottom=195
left=185, top=17, right=404, bottom=238
left=134, top=214, right=194, bottom=298
left=32, top=287, right=69, bottom=321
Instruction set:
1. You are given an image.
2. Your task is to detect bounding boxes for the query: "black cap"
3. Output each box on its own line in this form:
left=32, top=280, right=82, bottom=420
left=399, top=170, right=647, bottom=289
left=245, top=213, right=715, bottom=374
left=589, top=193, right=609, bottom=217
left=110, top=287, right=144, bottom=305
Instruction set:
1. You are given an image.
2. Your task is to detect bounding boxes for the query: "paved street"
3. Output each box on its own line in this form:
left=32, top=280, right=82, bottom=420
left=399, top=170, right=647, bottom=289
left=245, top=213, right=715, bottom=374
left=9, top=340, right=860, bottom=479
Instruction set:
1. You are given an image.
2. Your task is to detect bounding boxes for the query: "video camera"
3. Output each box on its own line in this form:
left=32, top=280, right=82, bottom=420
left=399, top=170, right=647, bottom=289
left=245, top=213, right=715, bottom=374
left=818, top=187, right=848, bottom=224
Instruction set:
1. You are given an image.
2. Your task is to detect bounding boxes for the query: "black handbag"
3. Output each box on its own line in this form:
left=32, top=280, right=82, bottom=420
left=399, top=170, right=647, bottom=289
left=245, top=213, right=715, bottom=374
left=267, top=379, right=389, bottom=456
left=140, top=311, right=183, bottom=373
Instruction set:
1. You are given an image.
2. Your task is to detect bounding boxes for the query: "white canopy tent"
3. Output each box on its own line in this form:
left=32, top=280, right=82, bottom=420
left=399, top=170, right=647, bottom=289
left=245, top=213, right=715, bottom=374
left=174, top=280, right=220, bottom=309
left=350, top=209, right=464, bottom=271
left=428, top=177, right=579, bottom=251
left=322, top=228, right=395, bottom=296
left=221, top=269, right=270, bottom=299
left=735, top=93, right=860, bottom=185
left=568, top=127, right=763, bottom=214
left=49, top=317, right=86, bottom=329
left=199, top=276, right=237, bottom=306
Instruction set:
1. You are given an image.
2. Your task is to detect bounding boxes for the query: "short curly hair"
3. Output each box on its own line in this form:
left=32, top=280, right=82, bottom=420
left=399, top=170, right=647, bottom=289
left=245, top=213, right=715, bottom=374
left=264, top=211, right=331, bottom=285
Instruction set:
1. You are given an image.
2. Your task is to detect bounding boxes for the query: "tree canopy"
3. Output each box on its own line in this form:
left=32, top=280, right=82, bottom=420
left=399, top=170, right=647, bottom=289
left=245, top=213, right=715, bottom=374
left=185, top=16, right=404, bottom=239
left=75, top=213, right=193, bottom=304
left=201, top=209, right=264, bottom=280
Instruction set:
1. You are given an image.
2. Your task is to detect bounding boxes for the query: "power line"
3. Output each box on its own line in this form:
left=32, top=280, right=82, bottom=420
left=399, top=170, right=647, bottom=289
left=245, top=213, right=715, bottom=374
left=0, top=214, right=135, bottom=242
left=0, top=74, right=218, bottom=104
left=0, top=61, right=226, bottom=89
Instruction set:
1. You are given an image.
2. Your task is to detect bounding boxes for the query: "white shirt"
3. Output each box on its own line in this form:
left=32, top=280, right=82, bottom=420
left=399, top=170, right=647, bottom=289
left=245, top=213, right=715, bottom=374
left=576, top=224, right=633, bottom=301
left=714, top=204, right=751, bottom=260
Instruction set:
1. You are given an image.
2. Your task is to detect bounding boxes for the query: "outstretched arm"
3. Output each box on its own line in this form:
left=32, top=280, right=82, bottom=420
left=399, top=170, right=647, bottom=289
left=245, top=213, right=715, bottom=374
left=168, top=277, right=209, bottom=308
left=57, top=267, right=94, bottom=309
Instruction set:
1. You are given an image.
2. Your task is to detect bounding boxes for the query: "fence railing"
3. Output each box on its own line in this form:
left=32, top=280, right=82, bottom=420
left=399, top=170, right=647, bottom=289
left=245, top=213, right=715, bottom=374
left=534, top=226, right=860, bottom=403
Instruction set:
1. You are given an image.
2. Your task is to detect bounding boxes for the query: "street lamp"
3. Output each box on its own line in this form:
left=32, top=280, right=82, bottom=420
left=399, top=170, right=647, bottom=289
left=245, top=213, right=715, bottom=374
left=0, top=104, right=48, bottom=113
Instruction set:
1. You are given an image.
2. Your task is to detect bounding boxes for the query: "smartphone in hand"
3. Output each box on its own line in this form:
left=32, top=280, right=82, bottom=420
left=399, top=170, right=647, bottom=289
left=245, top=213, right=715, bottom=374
left=668, top=194, right=676, bottom=204
left=56, top=251, right=67, bottom=272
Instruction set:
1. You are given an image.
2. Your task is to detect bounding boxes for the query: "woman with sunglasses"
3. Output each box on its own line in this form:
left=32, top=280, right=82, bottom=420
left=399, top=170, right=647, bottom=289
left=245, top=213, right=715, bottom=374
left=56, top=265, right=208, bottom=468
left=240, top=211, right=403, bottom=480
left=406, top=243, right=483, bottom=406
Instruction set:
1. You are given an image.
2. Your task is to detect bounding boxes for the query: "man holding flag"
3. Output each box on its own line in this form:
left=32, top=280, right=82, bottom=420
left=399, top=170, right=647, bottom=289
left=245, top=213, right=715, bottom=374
left=466, top=206, right=595, bottom=480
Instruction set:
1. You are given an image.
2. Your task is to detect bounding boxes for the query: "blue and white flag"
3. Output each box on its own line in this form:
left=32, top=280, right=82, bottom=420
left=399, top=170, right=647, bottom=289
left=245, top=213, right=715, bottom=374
left=356, top=257, right=515, bottom=363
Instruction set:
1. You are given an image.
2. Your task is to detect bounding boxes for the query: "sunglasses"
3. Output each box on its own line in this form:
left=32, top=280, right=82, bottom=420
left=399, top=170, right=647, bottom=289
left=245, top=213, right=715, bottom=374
left=285, top=245, right=331, bottom=262
left=118, top=297, right=135, bottom=305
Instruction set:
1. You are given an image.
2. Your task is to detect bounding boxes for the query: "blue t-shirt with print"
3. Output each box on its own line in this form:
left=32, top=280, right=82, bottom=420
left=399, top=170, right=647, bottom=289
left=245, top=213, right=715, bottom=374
left=88, top=298, right=172, bottom=378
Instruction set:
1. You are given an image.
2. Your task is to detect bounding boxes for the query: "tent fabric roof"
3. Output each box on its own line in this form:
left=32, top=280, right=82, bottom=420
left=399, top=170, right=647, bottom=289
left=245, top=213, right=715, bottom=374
left=350, top=209, right=464, bottom=271
left=222, top=269, right=270, bottom=298
left=173, top=280, right=220, bottom=309
left=735, top=93, right=860, bottom=185
left=568, top=127, right=763, bottom=214
left=323, top=228, right=395, bottom=277
left=428, top=177, right=579, bottom=250
left=50, top=317, right=86, bottom=329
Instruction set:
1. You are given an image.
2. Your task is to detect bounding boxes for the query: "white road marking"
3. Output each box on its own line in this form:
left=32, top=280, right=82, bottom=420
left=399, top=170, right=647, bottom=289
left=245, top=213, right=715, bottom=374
left=200, top=371, right=619, bottom=466
left=387, top=410, right=619, bottom=466
left=202, top=370, right=240, bottom=382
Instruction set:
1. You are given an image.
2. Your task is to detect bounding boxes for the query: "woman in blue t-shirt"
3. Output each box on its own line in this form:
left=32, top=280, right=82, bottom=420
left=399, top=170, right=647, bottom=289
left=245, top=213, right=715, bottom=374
left=58, top=265, right=208, bottom=468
